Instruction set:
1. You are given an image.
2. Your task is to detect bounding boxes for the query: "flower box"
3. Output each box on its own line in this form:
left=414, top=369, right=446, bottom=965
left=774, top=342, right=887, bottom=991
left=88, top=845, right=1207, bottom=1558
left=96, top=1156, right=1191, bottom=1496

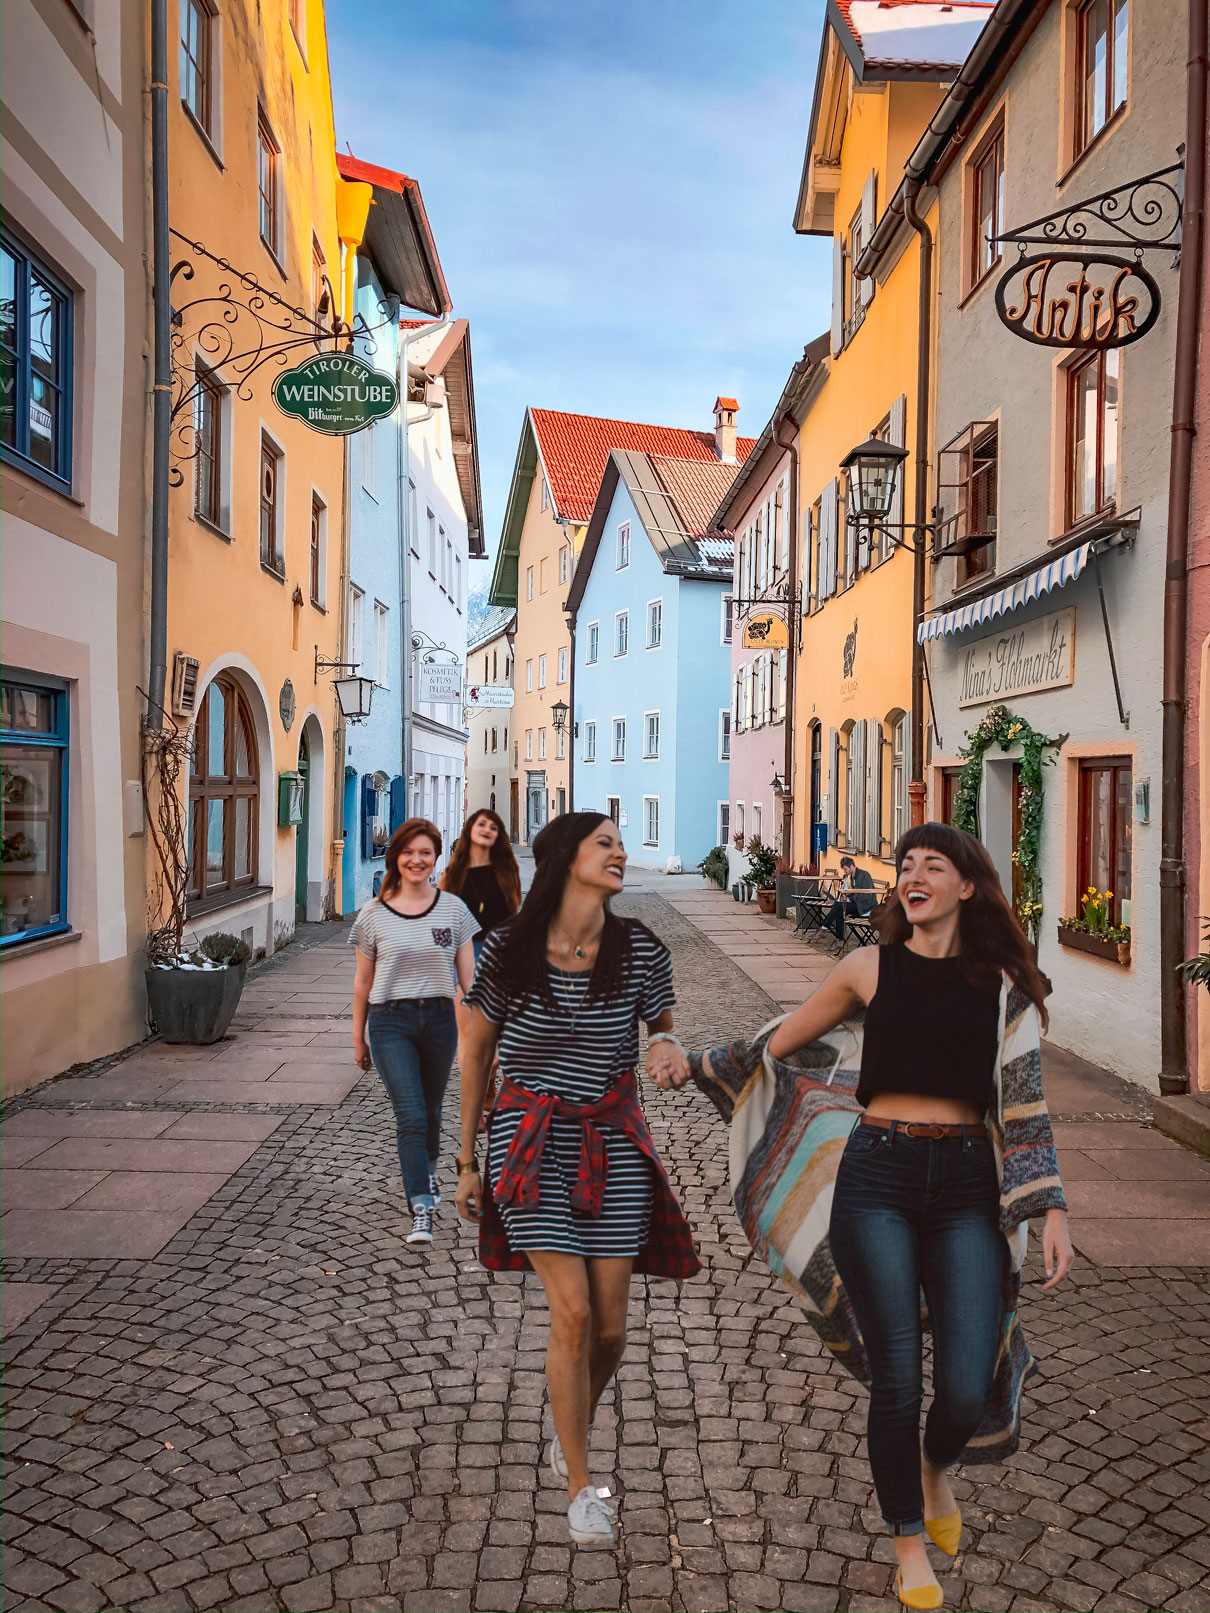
left=1056, top=923, right=1130, bottom=965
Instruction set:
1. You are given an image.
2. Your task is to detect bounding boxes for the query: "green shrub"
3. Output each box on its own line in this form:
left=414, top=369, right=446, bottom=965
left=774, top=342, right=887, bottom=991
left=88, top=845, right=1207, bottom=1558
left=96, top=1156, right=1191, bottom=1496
left=197, top=931, right=253, bottom=967
left=697, top=845, right=729, bottom=890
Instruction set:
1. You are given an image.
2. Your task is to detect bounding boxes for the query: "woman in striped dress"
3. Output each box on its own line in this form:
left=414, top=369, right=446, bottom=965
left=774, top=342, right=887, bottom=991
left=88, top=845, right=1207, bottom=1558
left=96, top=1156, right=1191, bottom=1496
left=455, top=811, right=699, bottom=1548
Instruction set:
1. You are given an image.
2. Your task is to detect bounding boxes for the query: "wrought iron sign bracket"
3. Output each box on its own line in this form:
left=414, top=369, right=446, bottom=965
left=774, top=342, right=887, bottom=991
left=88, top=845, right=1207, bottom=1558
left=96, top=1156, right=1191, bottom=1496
left=992, top=156, right=1184, bottom=255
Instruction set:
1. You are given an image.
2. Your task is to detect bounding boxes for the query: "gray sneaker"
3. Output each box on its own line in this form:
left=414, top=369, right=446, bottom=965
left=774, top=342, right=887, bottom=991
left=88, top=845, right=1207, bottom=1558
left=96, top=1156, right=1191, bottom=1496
left=568, top=1485, right=615, bottom=1547
left=406, top=1206, right=434, bottom=1244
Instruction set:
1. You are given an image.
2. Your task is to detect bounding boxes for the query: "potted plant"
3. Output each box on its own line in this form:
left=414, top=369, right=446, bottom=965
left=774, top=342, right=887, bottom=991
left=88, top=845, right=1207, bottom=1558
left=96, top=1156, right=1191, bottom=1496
left=1180, top=918, right=1210, bottom=991
left=742, top=836, right=780, bottom=914
left=1057, top=887, right=1131, bottom=965
left=697, top=845, right=729, bottom=891
left=142, top=721, right=253, bottom=1042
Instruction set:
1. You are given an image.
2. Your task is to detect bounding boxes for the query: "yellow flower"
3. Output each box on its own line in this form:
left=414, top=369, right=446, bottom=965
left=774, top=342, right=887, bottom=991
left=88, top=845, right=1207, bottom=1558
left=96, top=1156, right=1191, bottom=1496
left=1106, top=891, right=1113, bottom=899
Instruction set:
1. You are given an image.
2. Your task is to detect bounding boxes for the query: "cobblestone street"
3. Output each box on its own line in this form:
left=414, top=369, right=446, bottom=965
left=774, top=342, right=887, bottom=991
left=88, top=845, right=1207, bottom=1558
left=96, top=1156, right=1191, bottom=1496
left=3, top=888, right=1210, bottom=1613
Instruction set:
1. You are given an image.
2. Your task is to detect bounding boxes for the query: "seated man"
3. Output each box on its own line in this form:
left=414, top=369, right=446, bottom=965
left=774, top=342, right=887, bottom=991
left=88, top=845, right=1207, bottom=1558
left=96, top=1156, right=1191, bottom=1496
left=822, top=856, right=876, bottom=951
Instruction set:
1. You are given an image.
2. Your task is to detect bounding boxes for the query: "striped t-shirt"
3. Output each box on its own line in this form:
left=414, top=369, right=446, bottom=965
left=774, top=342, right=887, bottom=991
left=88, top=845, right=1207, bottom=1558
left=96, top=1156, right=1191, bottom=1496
left=350, top=891, right=478, bottom=1005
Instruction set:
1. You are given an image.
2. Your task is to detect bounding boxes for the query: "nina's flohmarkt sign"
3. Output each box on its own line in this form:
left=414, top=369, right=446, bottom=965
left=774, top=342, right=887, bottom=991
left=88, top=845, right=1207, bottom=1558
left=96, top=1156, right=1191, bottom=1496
left=272, top=352, right=398, bottom=435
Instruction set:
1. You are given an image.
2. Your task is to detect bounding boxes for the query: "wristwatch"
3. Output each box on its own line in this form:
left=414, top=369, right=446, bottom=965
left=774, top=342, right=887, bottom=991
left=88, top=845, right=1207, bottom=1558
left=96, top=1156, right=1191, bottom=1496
left=457, top=1158, right=480, bottom=1176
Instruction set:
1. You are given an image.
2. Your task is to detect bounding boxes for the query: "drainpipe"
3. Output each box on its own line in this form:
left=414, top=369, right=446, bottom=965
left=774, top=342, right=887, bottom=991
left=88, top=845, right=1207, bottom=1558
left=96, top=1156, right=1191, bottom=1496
left=147, top=0, right=171, bottom=727
left=903, top=177, right=933, bottom=827
left=564, top=595, right=577, bottom=812
left=1160, top=0, right=1208, bottom=1096
left=773, top=414, right=801, bottom=863
left=396, top=319, right=452, bottom=797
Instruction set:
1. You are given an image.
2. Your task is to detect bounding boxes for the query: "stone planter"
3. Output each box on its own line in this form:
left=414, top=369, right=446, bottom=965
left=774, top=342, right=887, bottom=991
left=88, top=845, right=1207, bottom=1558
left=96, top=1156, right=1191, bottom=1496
left=145, top=962, right=247, bottom=1043
left=1056, top=924, right=1129, bottom=966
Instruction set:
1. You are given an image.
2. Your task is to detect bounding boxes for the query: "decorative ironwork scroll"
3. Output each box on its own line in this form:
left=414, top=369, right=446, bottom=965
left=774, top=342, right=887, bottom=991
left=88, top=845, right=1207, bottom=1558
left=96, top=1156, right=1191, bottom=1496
left=167, top=229, right=399, bottom=483
left=993, top=159, right=1183, bottom=254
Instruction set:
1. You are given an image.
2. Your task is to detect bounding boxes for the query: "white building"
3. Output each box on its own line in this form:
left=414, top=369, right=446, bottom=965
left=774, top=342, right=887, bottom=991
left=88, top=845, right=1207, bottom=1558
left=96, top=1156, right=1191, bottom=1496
left=403, top=321, right=484, bottom=863
left=465, top=607, right=516, bottom=819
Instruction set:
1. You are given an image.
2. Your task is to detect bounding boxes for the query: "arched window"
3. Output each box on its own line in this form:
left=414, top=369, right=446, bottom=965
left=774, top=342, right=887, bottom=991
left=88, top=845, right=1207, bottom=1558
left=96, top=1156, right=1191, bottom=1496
left=188, top=675, right=259, bottom=904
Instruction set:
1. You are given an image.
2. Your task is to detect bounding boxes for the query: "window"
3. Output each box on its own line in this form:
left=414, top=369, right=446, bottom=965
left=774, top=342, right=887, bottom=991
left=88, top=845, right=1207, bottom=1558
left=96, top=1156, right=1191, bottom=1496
left=188, top=675, right=259, bottom=904
left=644, top=711, right=660, bottom=759
left=584, top=721, right=597, bottom=762
left=891, top=715, right=908, bottom=846
left=1, top=232, right=73, bottom=489
left=970, top=123, right=1005, bottom=288
left=441, top=529, right=450, bottom=591
left=963, top=424, right=999, bottom=583
left=428, top=509, right=437, bottom=573
left=193, top=363, right=225, bottom=527
left=585, top=622, right=599, bottom=665
left=847, top=202, right=866, bottom=336
left=309, top=494, right=325, bottom=606
left=373, top=601, right=389, bottom=686
left=526, top=659, right=533, bottom=693
left=455, top=552, right=463, bottom=610
left=257, top=111, right=280, bottom=258
left=312, top=237, right=327, bottom=321
left=1076, top=0, right=1129, bottom=157
left=1077, top=757, right=1132, bottom=927
left=556, top=726, right=566, bottom=760
left=718, top=802, right=730, bottom=847
left=646, top=599, right=663, bottom=650
left=538, top=654, right=547, bottom=689
left=180, top=0, right=215, bottom=135
left=719, top=710, right=731, bottom=762
left=542, top=477, right=551, bottom=511
left=559, top=547, right=569, bottom=585
left=557, top=647, right=568, bottom=684
left=735, top=802, right=745, bottom=842
left=348, top=585, right=364, bottom=673
left=643, top=796, right=660, bottom=847
left=753, top=803, right=763, bottom=844
left=408, top=479, right=419, bottom=556
left=539, top=727, right=547, bottom=760
left=259, top=435, right=283, bottom=573
left=526, top=565, right=534, bottom=601
left=1067, top=349, right=1119, bottom=526
left=617, top=522, right=631, bottom=570
left=0, top=676, right=69, bottom=944
left=363, top=771, right=390, bottom=860
left=615, top=612, right=629, bottom=657
left=612, top=717, right=626, bottom=761
left=722, top=594, right=733, bottom=645
left=525, top=729, right=533, bottom=760
left=539, top=556, right=547, bottom=594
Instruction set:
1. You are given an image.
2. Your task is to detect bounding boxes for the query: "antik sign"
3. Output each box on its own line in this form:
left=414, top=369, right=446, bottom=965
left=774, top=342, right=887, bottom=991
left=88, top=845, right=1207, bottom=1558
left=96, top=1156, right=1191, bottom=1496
left=958, top=608, right=1075, bottom=708
left=272, top=352, right=398, bottom=435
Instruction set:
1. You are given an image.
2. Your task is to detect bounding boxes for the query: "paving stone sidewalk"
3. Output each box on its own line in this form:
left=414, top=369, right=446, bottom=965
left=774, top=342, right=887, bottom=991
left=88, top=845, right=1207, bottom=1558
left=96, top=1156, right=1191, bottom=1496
left=2, top=892, right=1209, bottom=1613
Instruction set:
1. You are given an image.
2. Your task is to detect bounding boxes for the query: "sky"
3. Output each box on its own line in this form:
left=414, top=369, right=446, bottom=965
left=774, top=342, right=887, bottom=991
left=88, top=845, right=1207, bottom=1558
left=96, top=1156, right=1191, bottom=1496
left=327, top=0, right=831, bottom=575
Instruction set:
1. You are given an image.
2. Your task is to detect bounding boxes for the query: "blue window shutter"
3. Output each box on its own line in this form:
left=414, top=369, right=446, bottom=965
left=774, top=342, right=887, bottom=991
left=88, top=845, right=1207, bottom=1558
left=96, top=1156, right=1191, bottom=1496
left=360, top=775, right=374, bottom=859
left=389, top=775, right=407, bottom=834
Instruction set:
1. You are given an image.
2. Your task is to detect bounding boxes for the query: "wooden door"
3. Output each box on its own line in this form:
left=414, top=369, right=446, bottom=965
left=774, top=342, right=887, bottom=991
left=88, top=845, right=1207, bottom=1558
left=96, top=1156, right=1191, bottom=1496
left=294, top=731, right=309, bottom=924
left=809, top=725, right=822, bottom=871
left=509, top=779, right=519, bottom=842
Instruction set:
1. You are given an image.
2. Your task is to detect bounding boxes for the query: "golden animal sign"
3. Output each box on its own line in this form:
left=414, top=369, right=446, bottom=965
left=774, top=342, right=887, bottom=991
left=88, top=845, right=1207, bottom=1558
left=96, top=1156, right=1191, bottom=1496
left=742, top=613, right=789, bottom=650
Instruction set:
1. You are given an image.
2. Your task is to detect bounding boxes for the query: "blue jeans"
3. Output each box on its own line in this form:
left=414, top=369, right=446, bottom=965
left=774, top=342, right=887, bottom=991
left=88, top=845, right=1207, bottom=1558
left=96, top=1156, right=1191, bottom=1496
left=366, top=997, right=458, bottom=1210
left=829, top=1122, right=1004, bottom=1534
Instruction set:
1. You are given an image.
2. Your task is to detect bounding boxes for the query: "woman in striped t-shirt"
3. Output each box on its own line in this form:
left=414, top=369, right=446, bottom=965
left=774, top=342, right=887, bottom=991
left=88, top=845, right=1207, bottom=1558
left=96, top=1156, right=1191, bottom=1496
left=352, top=818, right=478, bottom=1246
left=456, top=811, right=699, bottom=1549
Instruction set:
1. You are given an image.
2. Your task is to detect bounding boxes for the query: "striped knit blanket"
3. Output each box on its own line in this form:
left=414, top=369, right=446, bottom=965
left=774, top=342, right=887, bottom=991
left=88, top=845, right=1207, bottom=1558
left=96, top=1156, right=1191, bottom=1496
left=690, top=978, right=1067, bottom=1463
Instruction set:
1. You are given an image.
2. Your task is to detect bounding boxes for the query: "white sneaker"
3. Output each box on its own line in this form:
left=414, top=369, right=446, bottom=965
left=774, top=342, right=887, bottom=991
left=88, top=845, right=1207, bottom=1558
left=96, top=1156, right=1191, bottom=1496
left=407, top=1206, right=434, bottom=1244
left=568, top=1485, right=615, bottom=1547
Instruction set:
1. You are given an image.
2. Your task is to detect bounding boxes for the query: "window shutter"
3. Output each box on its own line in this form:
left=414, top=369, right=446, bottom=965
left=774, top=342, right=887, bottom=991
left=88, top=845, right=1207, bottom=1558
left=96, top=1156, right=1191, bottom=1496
left=866, top=722, right=882, bottom=855
left=831, top=234, right=845, bottom=356
left=821, top=479, right=838, bottom=600
left=777, top=650, right=787, bottom=723
left=859, top=171, right=877, bottom=309
left=852, top=723, right=866, bottom=851
left=360, top=774, right=375, bottom=859
left=843, top=478, right=857, bottom=586
left=828, top=727, right=840, bottom=838
left=886, top=394, right=907, bottom=562
left=389, top=775, right=408, bottom=835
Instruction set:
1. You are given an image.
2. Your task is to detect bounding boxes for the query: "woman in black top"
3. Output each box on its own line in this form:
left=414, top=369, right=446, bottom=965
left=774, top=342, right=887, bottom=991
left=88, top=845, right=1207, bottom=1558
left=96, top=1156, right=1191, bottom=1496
left=440, top=809, right=521, bottom=958
left=766, top=824, right=1073, bottom=1611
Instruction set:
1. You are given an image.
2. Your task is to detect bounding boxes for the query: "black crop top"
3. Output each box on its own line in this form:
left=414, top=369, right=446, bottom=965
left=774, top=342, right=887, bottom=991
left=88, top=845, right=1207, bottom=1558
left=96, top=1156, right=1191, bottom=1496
left=856, top=942, right=999, bottom=1112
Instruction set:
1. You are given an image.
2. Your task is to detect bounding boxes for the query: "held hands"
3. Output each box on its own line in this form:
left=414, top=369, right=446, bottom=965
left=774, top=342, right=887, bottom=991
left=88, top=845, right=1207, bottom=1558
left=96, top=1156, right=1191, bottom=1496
left=1040, top=1208, right=1075, bottom=1290
left=354, top=1038, right=373, bottom=1072
left=455, top=1167, right=481, bottom=1222
left=647, top=1043, right=691, bottom=1090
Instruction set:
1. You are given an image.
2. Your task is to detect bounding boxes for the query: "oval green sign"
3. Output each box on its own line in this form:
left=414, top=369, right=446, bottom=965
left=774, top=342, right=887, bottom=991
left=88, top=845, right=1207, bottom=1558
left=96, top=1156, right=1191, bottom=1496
left=272, top=351, right=398, bottom=435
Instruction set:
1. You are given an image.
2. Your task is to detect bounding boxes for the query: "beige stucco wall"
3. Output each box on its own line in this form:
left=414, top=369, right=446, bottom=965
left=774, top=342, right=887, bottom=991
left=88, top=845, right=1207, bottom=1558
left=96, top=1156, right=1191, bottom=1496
left=465, top=625, right=515, bottom=818
left=927, top=0, right=1183, bottom=1087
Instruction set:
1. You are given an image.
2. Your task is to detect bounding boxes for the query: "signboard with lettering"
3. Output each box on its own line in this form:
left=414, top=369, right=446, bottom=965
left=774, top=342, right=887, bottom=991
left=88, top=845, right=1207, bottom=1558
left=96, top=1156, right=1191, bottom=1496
left=995, top=254, right=1160, bottom=350
left=742, top=612, right=789, bottom=650
left=958, top=608, right=1075, bottom=708
left=465, top=684, right=515, bottom=709
left=272, top=352, right=399, bottom=435
left=419, top=658, right=463, bottom=703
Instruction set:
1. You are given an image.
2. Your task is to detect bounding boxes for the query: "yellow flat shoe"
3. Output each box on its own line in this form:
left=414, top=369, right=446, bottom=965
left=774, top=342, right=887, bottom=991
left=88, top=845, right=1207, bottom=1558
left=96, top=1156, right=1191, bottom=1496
left=925, top=1507, right=962, bottom=1556
left=896, top=1569, right=944, bottom=1610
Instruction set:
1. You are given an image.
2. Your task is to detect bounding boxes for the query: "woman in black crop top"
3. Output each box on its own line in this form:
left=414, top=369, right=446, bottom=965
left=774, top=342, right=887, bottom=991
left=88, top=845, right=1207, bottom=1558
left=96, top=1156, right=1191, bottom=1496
left=767, top=824, right=1072, bottom=1611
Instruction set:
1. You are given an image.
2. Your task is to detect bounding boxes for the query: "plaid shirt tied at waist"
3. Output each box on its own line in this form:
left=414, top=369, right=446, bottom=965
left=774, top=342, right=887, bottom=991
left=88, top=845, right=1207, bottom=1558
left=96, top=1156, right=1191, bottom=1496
left=478, top=1068, right=701, bottom=1280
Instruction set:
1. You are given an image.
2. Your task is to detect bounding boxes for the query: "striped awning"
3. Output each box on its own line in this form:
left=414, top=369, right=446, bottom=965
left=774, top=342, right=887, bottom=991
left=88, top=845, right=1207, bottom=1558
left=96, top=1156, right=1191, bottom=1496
left=917, top=541, right=1092, bottom=643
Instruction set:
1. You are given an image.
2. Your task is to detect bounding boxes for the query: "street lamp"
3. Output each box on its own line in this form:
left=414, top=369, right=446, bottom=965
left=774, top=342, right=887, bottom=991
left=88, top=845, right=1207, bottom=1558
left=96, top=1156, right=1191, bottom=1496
left=840, top=435, right=908, bottom=528
left=550, top=698, right=569, bottom=732
left=316, top=648, right=375, bottom=724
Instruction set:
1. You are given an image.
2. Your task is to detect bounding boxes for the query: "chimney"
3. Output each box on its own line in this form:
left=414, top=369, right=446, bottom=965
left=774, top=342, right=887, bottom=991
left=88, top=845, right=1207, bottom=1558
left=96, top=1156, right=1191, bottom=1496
left=714, top=396, right=739, bottom=463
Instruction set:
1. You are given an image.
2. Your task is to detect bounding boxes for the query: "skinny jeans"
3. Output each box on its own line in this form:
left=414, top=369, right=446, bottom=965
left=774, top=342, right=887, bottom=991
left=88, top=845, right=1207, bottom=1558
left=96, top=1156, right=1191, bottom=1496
left=366, top=996, right=457, bottom=1210
left=829, top=1122, right=1004, bottom=1534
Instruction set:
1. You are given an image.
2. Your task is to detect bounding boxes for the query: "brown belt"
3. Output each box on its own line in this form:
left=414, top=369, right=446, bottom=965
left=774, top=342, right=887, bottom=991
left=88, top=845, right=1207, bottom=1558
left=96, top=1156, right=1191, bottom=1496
left=859, top=1116, right=986, bottom=1140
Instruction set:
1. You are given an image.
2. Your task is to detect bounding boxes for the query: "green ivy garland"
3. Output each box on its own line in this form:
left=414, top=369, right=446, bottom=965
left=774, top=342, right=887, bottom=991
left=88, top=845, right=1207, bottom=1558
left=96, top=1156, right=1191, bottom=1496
left=951, top=703, right=1064, bottom=945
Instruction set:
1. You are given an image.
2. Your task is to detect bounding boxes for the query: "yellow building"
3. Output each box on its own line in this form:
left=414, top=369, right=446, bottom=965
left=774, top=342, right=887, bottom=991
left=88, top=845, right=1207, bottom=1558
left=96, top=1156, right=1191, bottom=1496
left=163, top=0, right=368, bottom=949
left=789, top=0, right=991, bottom=876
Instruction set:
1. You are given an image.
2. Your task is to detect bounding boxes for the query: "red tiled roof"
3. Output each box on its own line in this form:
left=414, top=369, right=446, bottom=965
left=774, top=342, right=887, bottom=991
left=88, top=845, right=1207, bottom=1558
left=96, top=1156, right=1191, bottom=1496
left=715, top=395, right=739, bottom=411
left=648, top=454, right=744, bottom=542
left=530, top=408, right=756, bottom=525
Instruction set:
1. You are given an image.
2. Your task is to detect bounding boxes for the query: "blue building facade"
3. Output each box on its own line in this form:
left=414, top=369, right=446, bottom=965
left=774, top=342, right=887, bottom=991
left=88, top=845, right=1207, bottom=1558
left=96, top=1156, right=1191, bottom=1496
left=568, top=449, right=736, bottom=869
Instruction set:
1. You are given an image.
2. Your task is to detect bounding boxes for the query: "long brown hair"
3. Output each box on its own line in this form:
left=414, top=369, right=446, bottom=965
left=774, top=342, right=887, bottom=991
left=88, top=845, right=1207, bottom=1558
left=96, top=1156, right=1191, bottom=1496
left=880, top=822, right=1050, bottom=1029
left=439, top=808, right=522, bottom=914
left=377, top=818, right=441, bottom=906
